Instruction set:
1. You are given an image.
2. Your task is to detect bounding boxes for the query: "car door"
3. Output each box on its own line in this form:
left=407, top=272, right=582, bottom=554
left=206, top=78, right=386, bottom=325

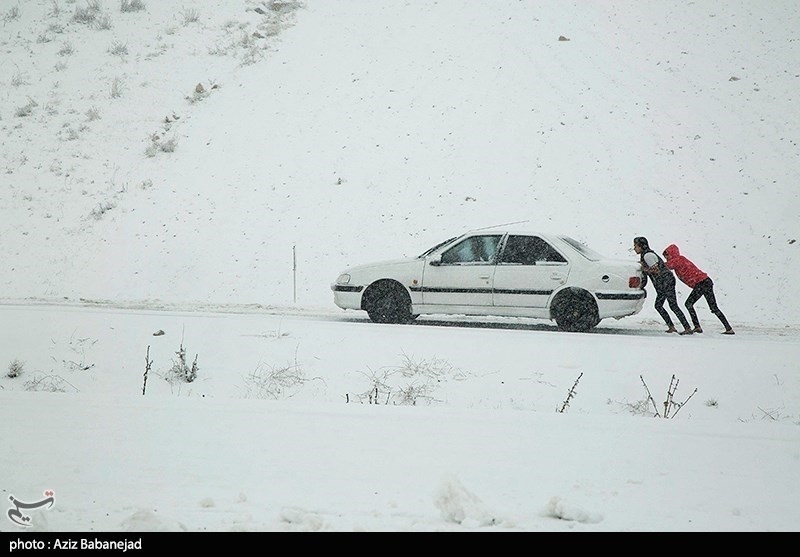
left=421, top=234, right=502, bottom=307
left=492, top=235, right=569, bottom=308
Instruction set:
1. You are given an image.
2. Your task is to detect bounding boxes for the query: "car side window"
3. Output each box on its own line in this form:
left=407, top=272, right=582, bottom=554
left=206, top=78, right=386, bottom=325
left=498, top=235, right=567, bottom=265
left=440, top=235, right=502, bottom=264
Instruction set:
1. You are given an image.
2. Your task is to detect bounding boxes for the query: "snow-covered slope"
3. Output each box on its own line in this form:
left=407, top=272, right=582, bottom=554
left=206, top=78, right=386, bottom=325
left=1, top=0, right=798, bottom=327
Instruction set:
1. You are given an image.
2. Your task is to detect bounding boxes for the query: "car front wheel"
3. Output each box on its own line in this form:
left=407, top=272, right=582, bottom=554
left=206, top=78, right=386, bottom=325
left=363, top=280, right=413, bottom=324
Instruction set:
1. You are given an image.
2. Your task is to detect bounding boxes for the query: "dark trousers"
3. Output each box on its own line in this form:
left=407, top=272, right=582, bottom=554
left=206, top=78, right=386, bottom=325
left=685, top=278, right=732, bottom=330
left=653, top=275, right=691, bottom=329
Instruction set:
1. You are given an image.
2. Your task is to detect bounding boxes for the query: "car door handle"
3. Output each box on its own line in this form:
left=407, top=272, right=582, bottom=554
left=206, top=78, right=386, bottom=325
left=479, top=275, right=491, bottom=280
left=551, top=273, right=565, bottom=281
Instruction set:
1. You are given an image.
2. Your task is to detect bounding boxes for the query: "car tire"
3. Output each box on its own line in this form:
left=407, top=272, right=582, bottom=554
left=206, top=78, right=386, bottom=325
left=551, top=288, right=599, bottom=332
left=364, top=281, right=413, bottom=324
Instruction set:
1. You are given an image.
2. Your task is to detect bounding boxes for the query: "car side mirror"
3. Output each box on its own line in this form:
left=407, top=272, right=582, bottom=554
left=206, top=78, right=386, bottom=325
left=429, top=255, right=442, bottom=266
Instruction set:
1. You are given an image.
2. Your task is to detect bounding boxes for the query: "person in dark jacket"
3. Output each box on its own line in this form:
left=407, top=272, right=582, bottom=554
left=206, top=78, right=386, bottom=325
left=633, top=236, right=693, bottom=334
left=662, top=244, right=734, bottom=335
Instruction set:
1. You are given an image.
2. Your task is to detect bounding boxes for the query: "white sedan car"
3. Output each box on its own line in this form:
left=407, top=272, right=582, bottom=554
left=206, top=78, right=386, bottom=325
left=331, top=227, right=646, bottom=332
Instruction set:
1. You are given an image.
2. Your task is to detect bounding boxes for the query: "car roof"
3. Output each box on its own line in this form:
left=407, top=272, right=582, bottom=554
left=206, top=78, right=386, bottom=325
left=463, top=225, right=562, bottom=237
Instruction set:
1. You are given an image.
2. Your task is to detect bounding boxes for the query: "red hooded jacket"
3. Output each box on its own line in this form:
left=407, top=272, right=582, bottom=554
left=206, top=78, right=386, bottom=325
left=662, top=244, right=708, bottom=288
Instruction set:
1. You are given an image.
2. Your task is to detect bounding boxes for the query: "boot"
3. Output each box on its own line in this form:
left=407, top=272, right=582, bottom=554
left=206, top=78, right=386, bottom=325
left=679, top=328, right=694, bottom=335
left=665, top=326, right=677, bottom=333
left=722, top=329, right=735, bottom=335
left=693, top=326, right=703, bottom=334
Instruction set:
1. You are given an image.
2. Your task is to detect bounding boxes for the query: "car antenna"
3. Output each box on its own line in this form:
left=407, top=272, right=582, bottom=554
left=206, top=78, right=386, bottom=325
left=472, top=220, right=530, bottom=231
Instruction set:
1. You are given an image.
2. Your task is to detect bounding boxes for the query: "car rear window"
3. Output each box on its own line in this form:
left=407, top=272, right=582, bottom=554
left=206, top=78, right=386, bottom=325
left=559, top=236, right=603, bottom=261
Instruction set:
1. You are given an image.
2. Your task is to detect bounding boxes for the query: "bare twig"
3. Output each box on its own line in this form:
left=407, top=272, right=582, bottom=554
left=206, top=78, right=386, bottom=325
left=641, top=374, right=696, bottom=418
left=664, top=375, right=679, bottom=418
left=756, top=406, right=779, bottom=421
left=558, top=373, right=583, bottom=413
left=671, top=388, right=698, bottom=418
left=640, top=375, right=662, bottom=417
left=142, top=345, right=152, bottom=395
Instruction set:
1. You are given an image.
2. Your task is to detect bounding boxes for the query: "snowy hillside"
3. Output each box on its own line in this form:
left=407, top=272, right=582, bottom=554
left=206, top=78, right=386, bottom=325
left=1, top=0, right=798, bottom=327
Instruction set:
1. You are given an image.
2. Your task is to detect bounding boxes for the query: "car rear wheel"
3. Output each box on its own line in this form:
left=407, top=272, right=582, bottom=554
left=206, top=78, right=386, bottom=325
left=363, top=281, right=413, bottom=324
left=551, top=288, right=599, bottom=332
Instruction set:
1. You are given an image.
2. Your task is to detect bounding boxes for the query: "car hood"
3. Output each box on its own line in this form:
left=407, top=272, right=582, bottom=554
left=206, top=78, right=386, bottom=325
left=343, top=257, right=419, bottom=274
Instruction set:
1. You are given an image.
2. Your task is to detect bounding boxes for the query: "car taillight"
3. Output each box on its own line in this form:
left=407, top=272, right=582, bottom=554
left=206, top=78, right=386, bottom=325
left=629, top=276, right=642, bottom=288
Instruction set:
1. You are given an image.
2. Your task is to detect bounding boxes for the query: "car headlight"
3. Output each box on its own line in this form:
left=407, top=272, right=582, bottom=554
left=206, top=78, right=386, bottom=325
left=336, top=273, right=351, bottom=285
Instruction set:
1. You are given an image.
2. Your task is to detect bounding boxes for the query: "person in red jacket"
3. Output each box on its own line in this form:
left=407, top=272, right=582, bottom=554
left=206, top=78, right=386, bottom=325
left=662, top=244, right=735, bottom=335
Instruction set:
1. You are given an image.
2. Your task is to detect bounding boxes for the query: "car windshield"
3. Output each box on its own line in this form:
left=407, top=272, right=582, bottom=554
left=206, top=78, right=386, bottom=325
left=417, top=236, right=459, bottom=258
left=559, top=236, right=603, bottom=261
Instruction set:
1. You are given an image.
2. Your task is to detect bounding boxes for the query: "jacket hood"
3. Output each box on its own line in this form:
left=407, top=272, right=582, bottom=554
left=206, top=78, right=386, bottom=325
left=663, top=244, right=681, bottom=260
